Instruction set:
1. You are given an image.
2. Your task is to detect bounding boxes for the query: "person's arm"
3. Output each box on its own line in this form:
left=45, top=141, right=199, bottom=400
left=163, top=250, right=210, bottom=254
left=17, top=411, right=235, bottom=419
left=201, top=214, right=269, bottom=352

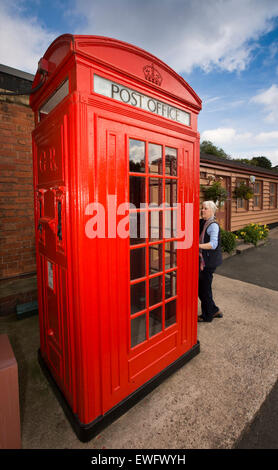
left=199, top=223, right=219, bottom=250
left=199, top=241, right=213, bottom=249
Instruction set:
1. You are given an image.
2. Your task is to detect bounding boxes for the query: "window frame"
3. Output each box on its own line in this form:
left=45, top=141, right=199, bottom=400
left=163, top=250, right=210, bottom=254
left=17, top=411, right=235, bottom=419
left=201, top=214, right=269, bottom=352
left=269, top=182, right=277, bottom=209
left=236, top=177, right=249, bottom=211
left=253, top=180, right=263, bottom=210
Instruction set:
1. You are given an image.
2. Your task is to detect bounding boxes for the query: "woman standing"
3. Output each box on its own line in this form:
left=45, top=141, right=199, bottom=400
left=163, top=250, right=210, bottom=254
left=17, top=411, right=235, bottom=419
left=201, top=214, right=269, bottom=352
left=198, top=200, right=223, bottom=323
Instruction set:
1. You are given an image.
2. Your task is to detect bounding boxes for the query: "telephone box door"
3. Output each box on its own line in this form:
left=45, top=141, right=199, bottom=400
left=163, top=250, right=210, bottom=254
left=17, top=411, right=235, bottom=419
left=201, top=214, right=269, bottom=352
left=96, top=116, right=197, bottom=412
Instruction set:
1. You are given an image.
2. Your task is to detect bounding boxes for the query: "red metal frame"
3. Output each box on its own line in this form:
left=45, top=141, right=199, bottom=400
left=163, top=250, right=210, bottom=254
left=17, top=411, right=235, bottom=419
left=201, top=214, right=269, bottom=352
left=30, top=35, right=202, bottom=438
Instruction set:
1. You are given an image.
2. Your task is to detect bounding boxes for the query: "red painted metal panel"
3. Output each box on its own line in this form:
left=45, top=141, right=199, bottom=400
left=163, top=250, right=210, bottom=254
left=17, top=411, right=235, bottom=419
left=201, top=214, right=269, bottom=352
left=30, top=34, right=201, bottom=431
left=128, top=331, right=178, bottom=381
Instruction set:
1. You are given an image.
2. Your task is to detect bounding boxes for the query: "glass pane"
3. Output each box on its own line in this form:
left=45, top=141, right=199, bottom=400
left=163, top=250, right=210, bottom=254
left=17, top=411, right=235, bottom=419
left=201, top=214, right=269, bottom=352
left=149, top=143, right=163, bottom=174
left=149, top=306, right=162, bottom=337
left=149, top=244, right=163, bottom=274
left=39, top=79, right=69, bottom=117
left=164, top=210, right=177, bottom=239
left=149, top=211, right=163, bottom=241
left=149, top=275, right=163, bottom=307
left=129, top=139, right=145, bottom=172
left=129, top=176, right=145, bottom=208
left=149, top=178, right=163, bottom=205
left=165, top=271, right=176, bottom=299
left=165, top=147, right=177, bottom=176
left=254, top=196, right=260, bottom=207
left=237, top=198, right=244, bottom=209
left=130, top=281, right=146, bottom=314
left=165, top=179, right=177, bottom=206
left=165, top=300, right=176, bottom=328
left=130, top=248, right=146, bottom=280
left=255, top=182, right=260, bottom=194
left=165, top=241, right=177, bottom=269
left=131, top=314, right=146, bottom=347
left=130, top=212, right=146, bottom=245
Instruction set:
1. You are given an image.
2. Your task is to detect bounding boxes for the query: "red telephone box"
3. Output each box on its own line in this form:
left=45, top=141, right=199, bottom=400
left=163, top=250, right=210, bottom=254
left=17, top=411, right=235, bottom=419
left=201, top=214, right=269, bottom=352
left=30, top=34, right=202, bottom=441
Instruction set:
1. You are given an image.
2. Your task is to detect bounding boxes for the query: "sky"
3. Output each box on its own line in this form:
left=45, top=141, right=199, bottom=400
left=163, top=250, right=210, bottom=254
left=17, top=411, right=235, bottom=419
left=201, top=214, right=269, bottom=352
left=1, top=0, right=278, bottom=165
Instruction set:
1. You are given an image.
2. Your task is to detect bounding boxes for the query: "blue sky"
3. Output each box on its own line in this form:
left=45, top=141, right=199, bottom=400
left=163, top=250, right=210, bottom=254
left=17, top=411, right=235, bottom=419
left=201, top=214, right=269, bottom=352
left=1, top=0, right=278, bottom=165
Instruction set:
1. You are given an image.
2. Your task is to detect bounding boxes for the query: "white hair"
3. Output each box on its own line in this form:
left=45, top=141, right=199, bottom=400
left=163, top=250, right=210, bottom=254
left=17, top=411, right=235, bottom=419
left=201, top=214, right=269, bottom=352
left=203, top=200, right=218, bottom=215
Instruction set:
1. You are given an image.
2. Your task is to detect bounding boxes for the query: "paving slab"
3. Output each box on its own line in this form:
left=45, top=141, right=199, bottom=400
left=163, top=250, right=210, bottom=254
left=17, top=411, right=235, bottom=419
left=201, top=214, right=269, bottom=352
left=1, top=272, right=278, bottom=449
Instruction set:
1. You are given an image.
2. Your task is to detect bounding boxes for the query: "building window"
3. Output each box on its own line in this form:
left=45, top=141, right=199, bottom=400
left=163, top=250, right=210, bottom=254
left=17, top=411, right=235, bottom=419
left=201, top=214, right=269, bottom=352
left=253, top=181, right=262, bottom=209
left=236, top=178, right=248, bottom=210
left=269, top=183, right=277, bottom=209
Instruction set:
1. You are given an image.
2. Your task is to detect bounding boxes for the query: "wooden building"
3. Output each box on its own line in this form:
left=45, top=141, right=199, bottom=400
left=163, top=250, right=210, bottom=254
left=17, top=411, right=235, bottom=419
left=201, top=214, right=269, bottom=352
left=200, top=153, right=278, bottom=232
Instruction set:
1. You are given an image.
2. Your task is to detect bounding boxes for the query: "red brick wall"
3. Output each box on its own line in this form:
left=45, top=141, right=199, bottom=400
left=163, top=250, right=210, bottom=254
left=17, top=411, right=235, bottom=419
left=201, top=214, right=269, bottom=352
left=0, top=99, right=36, bottom=279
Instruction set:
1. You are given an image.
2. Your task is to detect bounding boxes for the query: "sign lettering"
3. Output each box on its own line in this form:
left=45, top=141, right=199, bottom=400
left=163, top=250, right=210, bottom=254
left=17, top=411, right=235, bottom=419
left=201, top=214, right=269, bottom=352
left=94, top=75, right=190, bottom=126
left=39, top=147, right=58, bottom=174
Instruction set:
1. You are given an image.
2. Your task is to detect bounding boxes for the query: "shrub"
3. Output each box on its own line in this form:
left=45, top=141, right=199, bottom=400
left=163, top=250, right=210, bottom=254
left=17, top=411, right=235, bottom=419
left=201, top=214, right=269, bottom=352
left=220, top=228, right=236, bottom=253
left=201, top=181, right=228, bottom=205
left=236, top=223, right=269, bottom=246
left=233, top=182, right=254, bottom=200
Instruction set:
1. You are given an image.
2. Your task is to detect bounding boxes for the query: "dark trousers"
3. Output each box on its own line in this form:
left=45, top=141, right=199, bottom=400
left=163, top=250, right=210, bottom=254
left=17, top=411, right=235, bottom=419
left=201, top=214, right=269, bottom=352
left=198, top=267, right=219, bottom=321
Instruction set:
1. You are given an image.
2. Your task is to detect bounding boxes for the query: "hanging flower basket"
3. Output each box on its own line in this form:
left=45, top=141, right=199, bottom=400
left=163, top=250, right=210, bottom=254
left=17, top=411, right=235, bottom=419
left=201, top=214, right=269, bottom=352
left=234, top=182, right=254, bottom=200
left=201, top=181, right=228, bottom=205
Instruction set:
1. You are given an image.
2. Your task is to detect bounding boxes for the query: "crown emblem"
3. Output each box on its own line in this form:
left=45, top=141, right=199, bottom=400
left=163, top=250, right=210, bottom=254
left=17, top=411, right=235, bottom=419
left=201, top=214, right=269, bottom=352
left=143, top=63, right=162, bottom=86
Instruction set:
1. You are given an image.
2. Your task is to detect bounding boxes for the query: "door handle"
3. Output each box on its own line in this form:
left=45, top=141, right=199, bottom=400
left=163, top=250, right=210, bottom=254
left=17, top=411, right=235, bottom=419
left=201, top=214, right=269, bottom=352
left=57, top=201, right=62, bottom=241
left=38, top=216, right=56, bottom=232
left=47, top=329, right=54, bottom=337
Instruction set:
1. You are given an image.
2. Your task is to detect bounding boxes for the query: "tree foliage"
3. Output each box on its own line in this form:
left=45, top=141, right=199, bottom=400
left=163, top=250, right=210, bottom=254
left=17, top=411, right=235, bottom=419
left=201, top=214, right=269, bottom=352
left=233, top=158, right=253, bottom=164
left=233, top=156, right=273, bottom=168
left=201, top=141, right=274, bottom=169
left=200, top=140, right=230, bottom=159
left=249, top=156, right=272, bottom=169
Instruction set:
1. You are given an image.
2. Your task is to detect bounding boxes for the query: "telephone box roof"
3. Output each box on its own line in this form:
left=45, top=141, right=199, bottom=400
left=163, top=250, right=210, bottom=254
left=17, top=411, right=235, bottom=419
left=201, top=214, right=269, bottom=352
left=30, top=34, right=202, bottom=111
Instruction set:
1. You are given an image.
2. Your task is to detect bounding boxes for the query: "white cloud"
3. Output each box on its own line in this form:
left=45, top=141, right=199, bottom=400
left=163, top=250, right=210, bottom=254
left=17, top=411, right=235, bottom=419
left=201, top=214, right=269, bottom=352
left=251, top=84, right=278, bottom=123
left=201, top=127, right=278, bottom=146
left=204, top=98, right=246, bottom=113
left=235, top=149, right=278, bottom=166
left=74, top=0, right=278, bottom=74
left=204, top=96, right=222, bottom=104
left=256, top=131, right=278, bottom=141
left=0, top=2, right=58, bottom=73
left=201, top=128, right=252, bottom=145
left=201, top=127, right=278, bottom=165
left=1, top=0, right=278, bottom=75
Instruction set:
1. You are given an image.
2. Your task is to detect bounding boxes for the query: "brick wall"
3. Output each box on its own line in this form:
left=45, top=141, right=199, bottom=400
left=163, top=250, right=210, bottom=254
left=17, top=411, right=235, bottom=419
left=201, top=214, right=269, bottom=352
left=0, top=95, right=36, bottom=279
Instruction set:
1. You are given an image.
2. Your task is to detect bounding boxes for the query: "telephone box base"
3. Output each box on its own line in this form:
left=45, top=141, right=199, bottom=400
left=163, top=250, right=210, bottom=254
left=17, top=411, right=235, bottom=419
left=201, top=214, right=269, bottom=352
left=38, top=342, right=200, bottom=443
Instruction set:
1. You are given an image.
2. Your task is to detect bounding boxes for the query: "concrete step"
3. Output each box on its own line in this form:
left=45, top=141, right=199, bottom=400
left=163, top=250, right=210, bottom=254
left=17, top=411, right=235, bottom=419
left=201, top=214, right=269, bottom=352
left=236, top=239, right=267, bottom=254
